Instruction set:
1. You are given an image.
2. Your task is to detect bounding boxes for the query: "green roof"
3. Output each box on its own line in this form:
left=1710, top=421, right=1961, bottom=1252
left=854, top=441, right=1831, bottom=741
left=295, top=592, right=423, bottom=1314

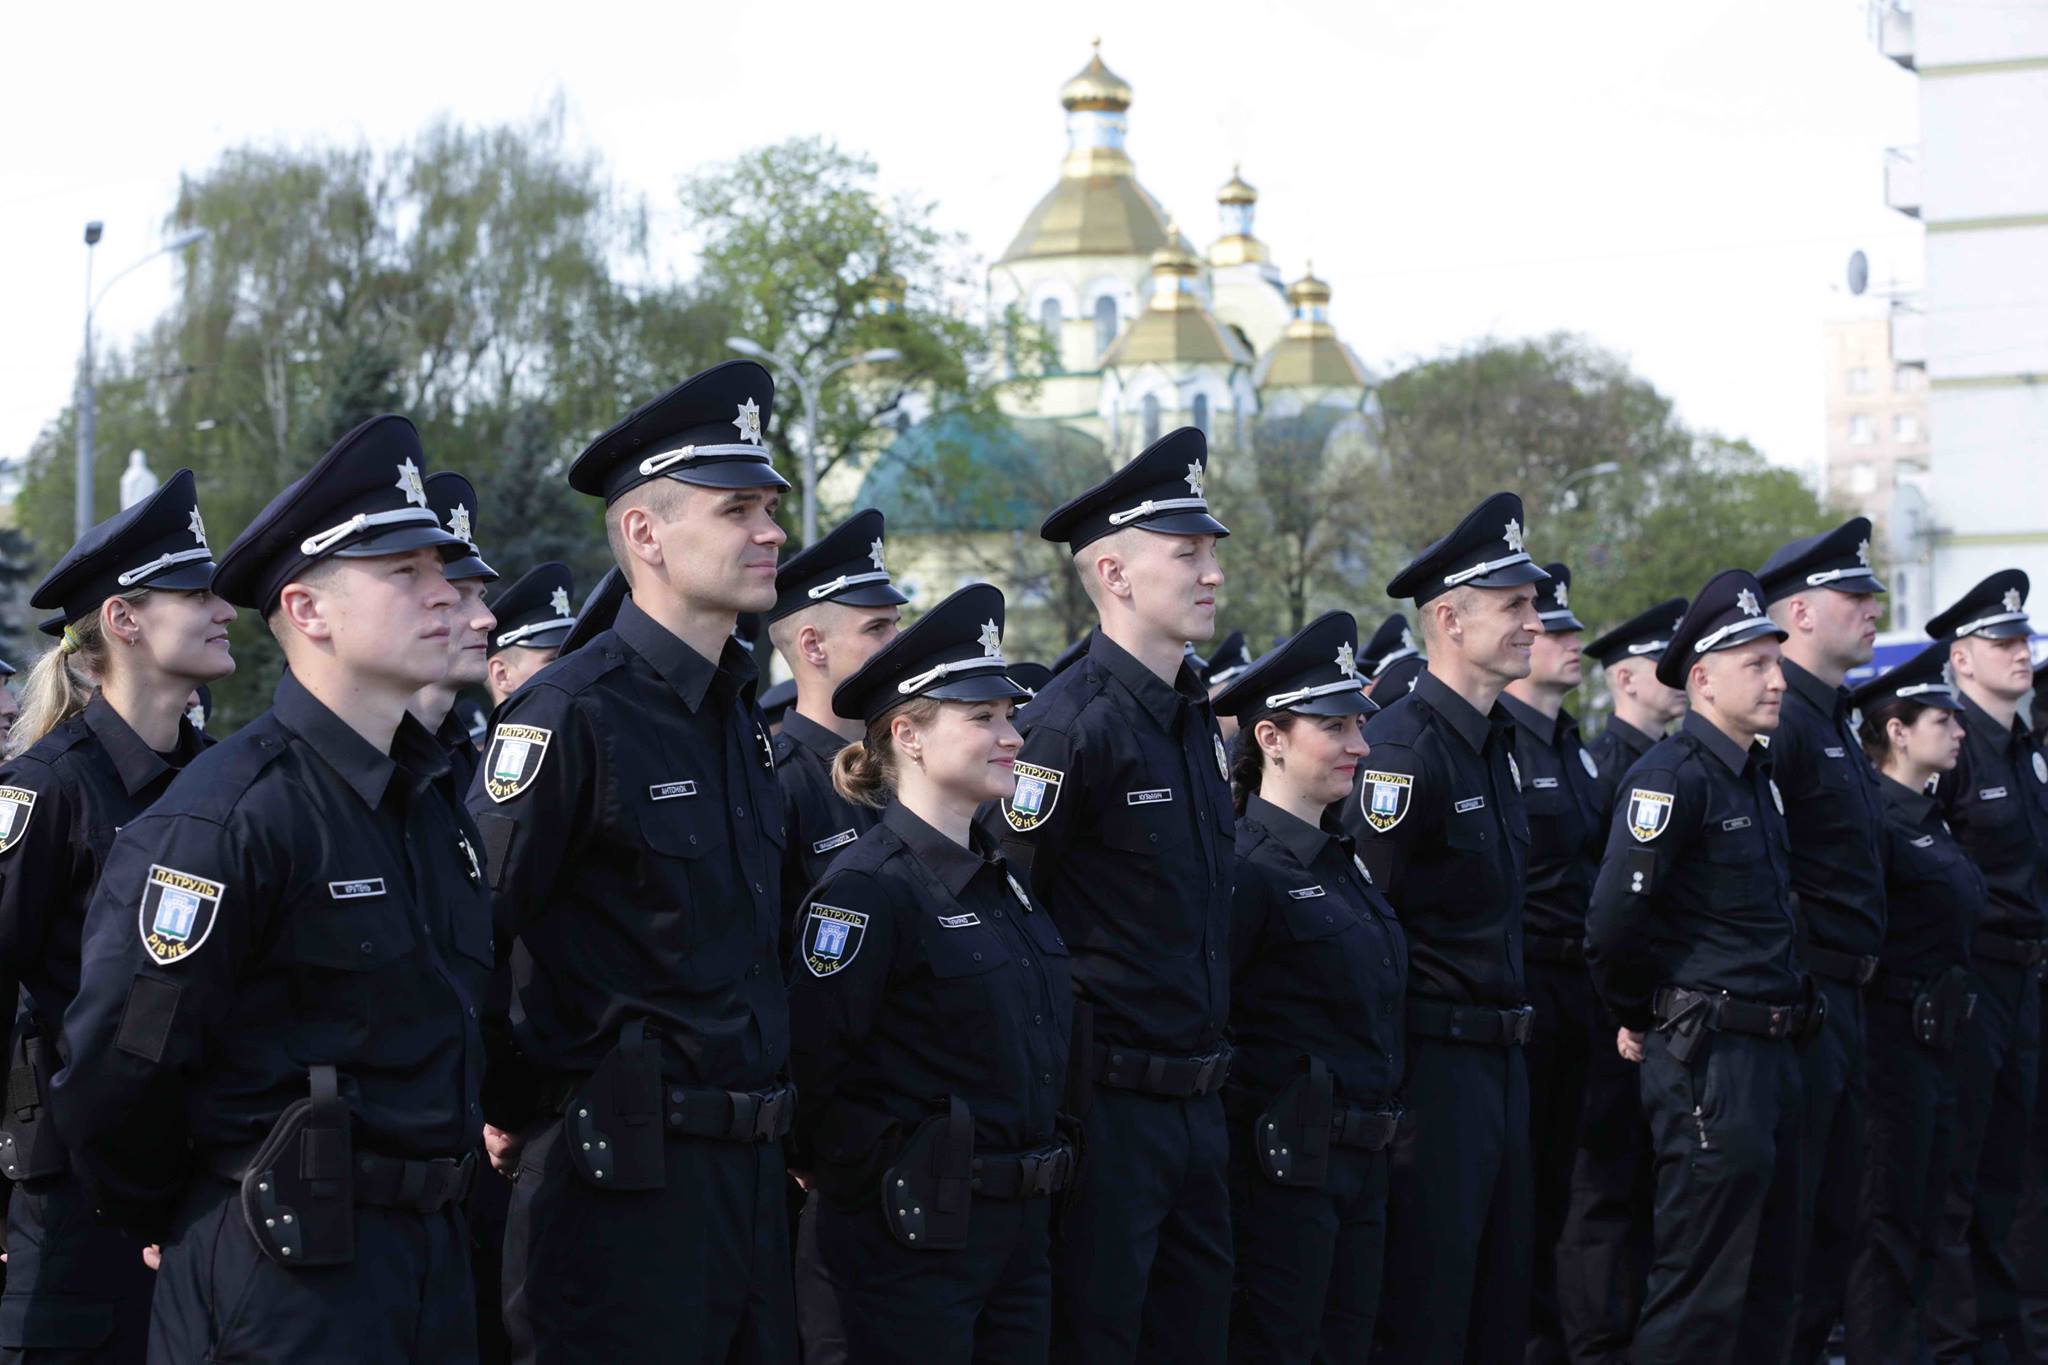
left=858, top=413, right=1107, bottom=534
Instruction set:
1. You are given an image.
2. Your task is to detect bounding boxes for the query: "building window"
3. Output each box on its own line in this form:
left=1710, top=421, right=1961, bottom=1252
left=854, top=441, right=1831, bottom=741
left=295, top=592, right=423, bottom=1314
left=1849, top=461, right=1877, bottom=495
left=1094, top=296, right=1120, bottom=359
left=1039, top=298, right=1064, bottom=374
left=1848, top=414, right=1874, bottom=445
left=1846, top=367, right=1873, bottom=394
left=1191, top=393, right=1211, bottom=437
left=1894, top=413, right=1921, bottom=442
left=1893, top=365, right=1922, bottom=392
left=1141, top=393, right=1162, bottom=446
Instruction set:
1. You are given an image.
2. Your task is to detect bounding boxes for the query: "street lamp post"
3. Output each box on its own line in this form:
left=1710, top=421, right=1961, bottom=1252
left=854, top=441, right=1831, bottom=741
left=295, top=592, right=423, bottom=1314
left=1553, top=460, right=1622, bottom=511
left=725, top=337, right=901, bottom=546
left=76, top=224, right=210, bottom=537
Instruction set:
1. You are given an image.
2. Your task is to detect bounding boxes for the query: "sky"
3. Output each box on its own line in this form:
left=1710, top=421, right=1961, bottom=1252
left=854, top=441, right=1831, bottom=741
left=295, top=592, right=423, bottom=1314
left=1, top=0, right=1921, bottom=490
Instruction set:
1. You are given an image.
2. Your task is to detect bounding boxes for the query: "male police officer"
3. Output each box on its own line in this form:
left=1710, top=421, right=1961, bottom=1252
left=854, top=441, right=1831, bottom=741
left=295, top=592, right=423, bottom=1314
left=1344, top=491, right=1546, bottom=1364
left=1361, top=612, right=1427, bottom=707
left=1202, top=630, right=1252, bottom=742
left=471, top=361, right=797, bottom=1363
left=412, top=472, right=499, bottom=794
left=1924, top=571, right=2048, bottom=1362
left=1562, top=595, right=1687, bottom=1363
left=996, top=427, right=1235, bottom=1364
left=1754, top=519, right=1888, bottom=1360
left=1499, top=562, right=1607, bottom=1365
left=54, top=416, right=492, bottom=1361
left=483, top=564, right=577, bottom=708
left=1585, top=569, right=1810, bottom=1365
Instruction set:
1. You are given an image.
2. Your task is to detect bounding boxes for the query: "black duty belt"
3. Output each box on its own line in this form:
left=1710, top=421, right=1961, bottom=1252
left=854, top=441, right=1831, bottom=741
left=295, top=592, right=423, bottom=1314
left=1871, top=972, right=1923, bottom=1005
left=1524, top=935, right=1586, bottom=967
left=1973, top=933, right=2048, bottom=968
left=208, top=1149, right=475, bottom=1214
left=1652, top=986, right=1813, bottom=1041
left=1405, top=997, right=1535, bottom=1046
left=1805, top=946, right=1881, bottom=987
left=1093, top=1043, right=1231, bottom=1098
left=1331, top=1104, right=1403, bottom=1152
left=968, top=1141, right=1076, bottom=1200
left=541, top=1076, right=797, bottom=1143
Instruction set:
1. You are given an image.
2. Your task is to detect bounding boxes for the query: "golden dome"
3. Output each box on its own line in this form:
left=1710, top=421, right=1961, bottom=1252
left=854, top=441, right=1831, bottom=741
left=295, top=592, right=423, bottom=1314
left=1061, top=39, right=1133, bottom=112
left=1218, top=166, right=1257, bottom=206
left=1262, top=266, right=1367, bottom=391
left=999, top=176, right=1175, bottom=262
left=1150, top=226, right=1201, bottom=279
left=1286, top=264, right=1333, bottom=309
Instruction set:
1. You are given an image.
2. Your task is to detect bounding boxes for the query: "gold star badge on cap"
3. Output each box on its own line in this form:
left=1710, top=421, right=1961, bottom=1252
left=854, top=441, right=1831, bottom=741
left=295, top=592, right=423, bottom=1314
left=733, top=398, right=764, bottom=446
left=979, top=621, right=1002, bottom=657
left=396, top=458, right=428, bottom=508
left=1504, top=518, right=1524, bottom=553
left=869, top=538, right=886, bottom=572
left=1185, top=462, right=1205, bottom=497
left=1336, top=641, right=1357, bottom=678
left=189, top=506, right=208, bottom=547
left=550, top=587, right=572, bottom=617
left=1737, top=588, right=1761, bottom=617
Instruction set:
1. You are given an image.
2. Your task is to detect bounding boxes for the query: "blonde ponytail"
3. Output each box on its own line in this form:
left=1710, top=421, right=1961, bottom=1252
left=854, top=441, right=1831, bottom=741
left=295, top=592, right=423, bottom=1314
left=9, top=589, right=149, bottom=756
left=828, top=697, right=944, bottom=808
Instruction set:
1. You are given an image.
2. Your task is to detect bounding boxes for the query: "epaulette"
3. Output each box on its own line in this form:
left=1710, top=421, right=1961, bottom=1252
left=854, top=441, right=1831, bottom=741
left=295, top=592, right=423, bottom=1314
left=525, top=633, right=630, bottom=697
left=156, top=717, right=295, bottom=825
left=17, top=715, right=95, bottom=765
left=1363, top=691, right=1426, bottom=744
left=1019, top=659, right=1106, bottom=737
left=771, top=731, right=800, bottom=768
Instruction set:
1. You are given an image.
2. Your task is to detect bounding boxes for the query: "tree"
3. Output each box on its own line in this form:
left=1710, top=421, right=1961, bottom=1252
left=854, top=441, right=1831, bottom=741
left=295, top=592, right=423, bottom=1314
left=1210, top=412, right=1378, bottom=640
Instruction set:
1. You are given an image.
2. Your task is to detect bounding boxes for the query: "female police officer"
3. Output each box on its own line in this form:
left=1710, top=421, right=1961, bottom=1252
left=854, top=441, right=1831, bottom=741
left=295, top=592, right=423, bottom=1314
left=0, top=469, right=234, bottom=1360
left=787, top=582, right=1074, bottom=1364
left=1214, top=610, right=1406, bottom=1363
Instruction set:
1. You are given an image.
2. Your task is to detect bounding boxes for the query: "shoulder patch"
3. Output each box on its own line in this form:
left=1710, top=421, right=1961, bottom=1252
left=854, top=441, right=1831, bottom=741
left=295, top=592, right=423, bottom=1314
left=1626, top=789, right=1675, bottom=842
left=0, top=786, right=36, bottom=854
left=483, top=724, right=552, bottom=803
left=1359, top=769, right=1413, bottom=833
left=138, top=864, right=225, bottom=964
left=802, top=902, right=869, bottom=977
left=1002, top=761, right=1065, bottom=832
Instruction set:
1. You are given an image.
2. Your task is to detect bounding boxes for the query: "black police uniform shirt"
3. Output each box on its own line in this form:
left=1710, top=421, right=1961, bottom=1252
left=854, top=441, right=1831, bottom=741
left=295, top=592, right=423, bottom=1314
left=1343, top=669, right=1531, bottom=1008
left=1229, top=796, right=1406, bottom=1106
left=53, top=672, right=490, bottom=1226
left=1499, top=694, right=1604, bottom=948
left=1874, top=775, right=1978, bottom=985
left=436, top=707, right=480, bottom=797
left=469, top=593, right=787, bottom=1101
left=996, top=630, right=1233, bottom=1058
left=790, top=801, right=1072, bottom=1202
left=1933, top=693, right=2048, bottom=943
left=773, top=710, right=878, bottom=952
left=0, top=694, right=209, bottom=1037
left=1585, top=710, right=1804, bottom=1031
left=1773, top=659, right=1887, bottom=961
left=1586, top=717, right=1660, bottom=822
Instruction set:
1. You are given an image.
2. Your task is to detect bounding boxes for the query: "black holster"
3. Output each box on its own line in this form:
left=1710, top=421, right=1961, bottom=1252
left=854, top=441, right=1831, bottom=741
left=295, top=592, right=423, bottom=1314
left=882, top=1096, right=973, bottom=1251
left=1254, top=1057, right=1335, bottom=1188
left=1914, top=966, right=1977, bottom=1051
left=239, top=1065, right=354, bottom=1267
left=1657, top=992, right=1714, bottom=1066
left=0, top=1030, right=68, bottom=1182
left=564, top=1019, right=665, bottom=1191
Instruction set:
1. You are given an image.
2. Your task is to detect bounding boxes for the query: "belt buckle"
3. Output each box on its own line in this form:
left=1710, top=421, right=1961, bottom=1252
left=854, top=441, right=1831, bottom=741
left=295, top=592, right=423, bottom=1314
left=1192, top=1053, right=1218, bottom=1095
left=725, top=1090, right=761, bottom=1142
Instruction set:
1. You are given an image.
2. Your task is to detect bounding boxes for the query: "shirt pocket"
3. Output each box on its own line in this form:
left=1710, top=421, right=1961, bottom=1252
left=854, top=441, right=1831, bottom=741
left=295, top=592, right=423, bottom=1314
left=1701, top=828, right=1774, bottom=903
left=286, top=885, right=419, bottom=1037
left=1277, top=886, right=1353, bottom=943
left=922, top=923, right=1014, bottom=979
left=635, top=802, right=751, bottom=981
left=1098, top=801, right=1200, bottom=954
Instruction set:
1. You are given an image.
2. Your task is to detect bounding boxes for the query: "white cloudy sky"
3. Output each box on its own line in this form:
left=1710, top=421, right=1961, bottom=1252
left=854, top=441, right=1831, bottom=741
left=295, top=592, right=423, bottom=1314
left=2, top=0, right=1919, bottom=486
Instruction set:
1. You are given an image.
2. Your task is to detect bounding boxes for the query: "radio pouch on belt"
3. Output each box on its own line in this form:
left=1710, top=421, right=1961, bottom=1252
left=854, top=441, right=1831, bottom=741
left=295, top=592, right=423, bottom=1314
left=240, top=1064, right=354, bottom=1267
left=566, top=1018, right=666, bottom=1191
left=1255, top=1057, right=1335, bottom=1189
left=0, top=1032, right=70, bottom=1182
left=882, top=1096, right=973, bottom=1251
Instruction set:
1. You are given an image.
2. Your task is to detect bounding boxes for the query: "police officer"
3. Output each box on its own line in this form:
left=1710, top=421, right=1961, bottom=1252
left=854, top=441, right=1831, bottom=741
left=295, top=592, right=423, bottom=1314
left=1360, top=612, right=1426, bottom=708
left=483, top=563, right=577, bottom=708
left=1342, top=491, right=1544, bottom=1363
left=52, top=417, right=491, bottom=1361
left=1842, top=642, right=1978, bottom=1360
left=995, top=427, right=1234, bottom=1364
left=788, top=583, right=1072, bottom=1362
left=1585, top=569, right=1810, bottom=1365
left=1203, top=631, right=1252, bottom=742
left=411, top=472, right=499, bottom=794
left=0, top=471, right=232, bottom=1361
left=470, top=361, right=796, bottom=1363
left=556, top=565, right=625, bottom=658
left=767, top=507, right=908, bottom=948
left=1214, top=611, right=1405, bottom=1363
left=1923, top=571, right=2047, bottom=1362
left=1498, top=562, right=1606, bottom=1365
left=1562, top=594, right=1686, bottom=1364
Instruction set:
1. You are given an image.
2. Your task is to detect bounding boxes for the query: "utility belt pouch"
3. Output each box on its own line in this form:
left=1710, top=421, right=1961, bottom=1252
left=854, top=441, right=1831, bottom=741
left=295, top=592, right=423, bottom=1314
left=882, top=1096, right=973, bottom=1251
left=0, top=1032, right=68, bottom=1182
left=240, top=1065, right=353, bottom=1267
left=565, top=1019, right=665, bottom=1191
left=1914, top=966, right=1976, bottom=1051
left=1254, top=1057, right=1335, bottom=1189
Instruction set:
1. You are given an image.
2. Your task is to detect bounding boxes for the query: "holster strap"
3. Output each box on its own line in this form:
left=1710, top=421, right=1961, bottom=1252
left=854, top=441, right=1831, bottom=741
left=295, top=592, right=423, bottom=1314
left=1524, top=934, right=1586, bottom=967
left=1330, top=1104, right=1403, bottom=1151
left=1805, top=946, right=1880, bottom=987
left=968, top=1141, right=1075, bottom=1199
left=1092, top=1043, right=1231, bottom=1097
left=1405, top=997, right=1535, bottom=1047
left=1652, top=986, right=1810, bottom=1040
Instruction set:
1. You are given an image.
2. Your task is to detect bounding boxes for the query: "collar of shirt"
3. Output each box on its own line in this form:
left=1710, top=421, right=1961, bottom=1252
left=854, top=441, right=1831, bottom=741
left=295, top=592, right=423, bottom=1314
left=883, top=799, right=999, bottom=898
left=82, top=690, right=192, bottom=797
left=1682, top=708, right=1759, bottom=777
left=1958, top=690, right=2030, bottom=758
left=1603, top=716, right=1658, bottom=756
left=434, top=708, right=471, bottom=755
left=613, top=593, right=757, bottom=712
left=1245, top=794, right=1345, bottom=871
left=272, top=671, right=450, bottom=809
left=781, top=710, right=852, bottom=764
left=1089, top=629, right=1205, bottom=732
left=1879, top=772, right=1938, bottom=825
left=1498, top=690, right=1566, bottom=747
left=1412, top=669, right=1505, bottom=756
left=1781, top=657, right=1849, bottom=722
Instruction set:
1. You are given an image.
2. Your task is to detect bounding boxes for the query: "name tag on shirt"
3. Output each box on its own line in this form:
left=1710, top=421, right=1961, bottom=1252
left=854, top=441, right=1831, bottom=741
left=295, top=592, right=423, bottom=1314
left=1721, top=816, right=1752, bottom=832
left=811, top=829, right=858, bottom=855
left=1531, top=777, right=1560, bottom=790
left=1981, top=787, right=2009, bottom=801
left=1823, top=746, right=1846, bottom=759
left=649, top=780, right=698, bottom=801
left=1127, top=788, right=1174, bottom=805
left=937, top=913, right=981, bottom=929
left=1454, top=796, right=1486, bottom=814
left=1286, top=886, right=1326, bottom=900
left=328, top=878, right=386, bottom=899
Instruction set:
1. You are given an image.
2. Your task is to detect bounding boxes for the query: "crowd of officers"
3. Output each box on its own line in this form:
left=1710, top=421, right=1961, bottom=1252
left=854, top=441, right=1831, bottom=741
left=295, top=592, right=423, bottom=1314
left=0, top=353, right=2043, bottom=1364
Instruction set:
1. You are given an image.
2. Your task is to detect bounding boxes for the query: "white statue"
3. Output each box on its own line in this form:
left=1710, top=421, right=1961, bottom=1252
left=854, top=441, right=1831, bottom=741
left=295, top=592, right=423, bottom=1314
left=119, top=449, right=159, bottom=509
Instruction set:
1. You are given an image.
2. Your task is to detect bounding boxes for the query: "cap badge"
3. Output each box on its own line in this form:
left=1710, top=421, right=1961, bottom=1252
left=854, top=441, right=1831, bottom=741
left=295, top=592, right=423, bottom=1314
left=550, top=587, right=572, bottom=618
left=1554, top=581, right=1569, bottom=609
left=733, top=397, right=764, bottom=446
left=2005, top=587, right=2024, bottom=612
left=1736, top=587, right=1761, bottom=618
left=1336, top=641, right=1357, bottom=678
left=869, top=538, right=887, bottom=572
left=1504, top=517, right=1524, bottom=554
left=188, top=506, right=209, bottom=548
left=448, top=503, right=474, bottom=547
left=1856, top=538, right=1871, bottom=567
left=1185, top=462, right=1206, bottom=498
left=395, top=458, right=428, bottom=509
left=979, top=620, right=1002, bottom=658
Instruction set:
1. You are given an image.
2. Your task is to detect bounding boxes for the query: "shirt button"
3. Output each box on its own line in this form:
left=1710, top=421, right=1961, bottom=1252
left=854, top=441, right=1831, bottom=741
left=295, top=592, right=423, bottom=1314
left=1034, top=1014, right=1043, bottom=1025
left=735, top=806, right=747, bottom=819
left=1208, top=949, right=1218, bottom=961
left=468, top=1006, right=478, bottom=1019
left=750, top=964, right=762, bottom=977
left=972, top=952, right=983, bottom=962
left=995, top=910, right=1006, bottom=919
left=754, top=884, right=764, bottom=896
left=1383, top=957, right=1392, bottom=966
left=1021, top=957, right=1031, bottom=967
left=1042, top=1074, right=1053, bottom=1086
left=360, top=941, right=374, bottom=954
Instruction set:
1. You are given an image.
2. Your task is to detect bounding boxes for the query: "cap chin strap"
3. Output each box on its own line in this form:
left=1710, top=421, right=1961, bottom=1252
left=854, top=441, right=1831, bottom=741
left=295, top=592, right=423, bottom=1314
left=1952, top=609, right=2028, bottom=639
left=1536, top=608, right=1580, bottom=624
left=1803, top=567, right=1879, bottom=587
left=1368, top=645, right=1420, bottom=679
left=1624, top=638, right=1672, bottom=657
left=1692, top=616, right=1779, bottom=655
left=807, top=571, right=893, bottom=600
left=1207, top=663, right=1250, bottom=687
left=1894, top=681, right=1957, bottom=702
left=494, top=616, right=576, bottom=648
left=897, top=656, right=1009, bottom=696
left=638, top=442, right=772, bottom=477
left=1442, top=551, right=1533, bottom=588
left=298, top=507, right=439, bottom=558
left=1263, top=677, right=1366, bottom=710
left=116, top=546, right=213, bottom=588
left=1107, top=496, right=1210, bottom=528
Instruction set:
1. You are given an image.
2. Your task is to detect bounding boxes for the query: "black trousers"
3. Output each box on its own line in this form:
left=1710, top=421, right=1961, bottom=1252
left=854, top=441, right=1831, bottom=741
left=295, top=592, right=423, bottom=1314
left=794, top=1189, right=848, bottom=1365
left=0, top=1170, right=154, bottom=1362
left=1222, top=1092, right=1389, bottom=1365
left=1792, top=976, right=1868, bottom=1362
left=148, top=1180, right=475, bottom=1364
left=1844, top=995, right=1955, bottom=1363
left=1634, top=1029, right=1804, bottom=1365
left=2015, top=977, right=2048, bottom=1364
left=1051, top=1087, right=1233, bottom=1365
left=1376, top=1035, right=1532, bottom=1364
left=815, top=1191, right=1052, bottom=1363
left=1929, top=960, right=2040, bottom=1363
left=1558, top=1011, right=1653, bottom=1364
left=465, top=1146, right=512, bottom=1365
left=501, top=1117, right=794, bottom=1364
left=1524, top=961, right=1598, bottom=1365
